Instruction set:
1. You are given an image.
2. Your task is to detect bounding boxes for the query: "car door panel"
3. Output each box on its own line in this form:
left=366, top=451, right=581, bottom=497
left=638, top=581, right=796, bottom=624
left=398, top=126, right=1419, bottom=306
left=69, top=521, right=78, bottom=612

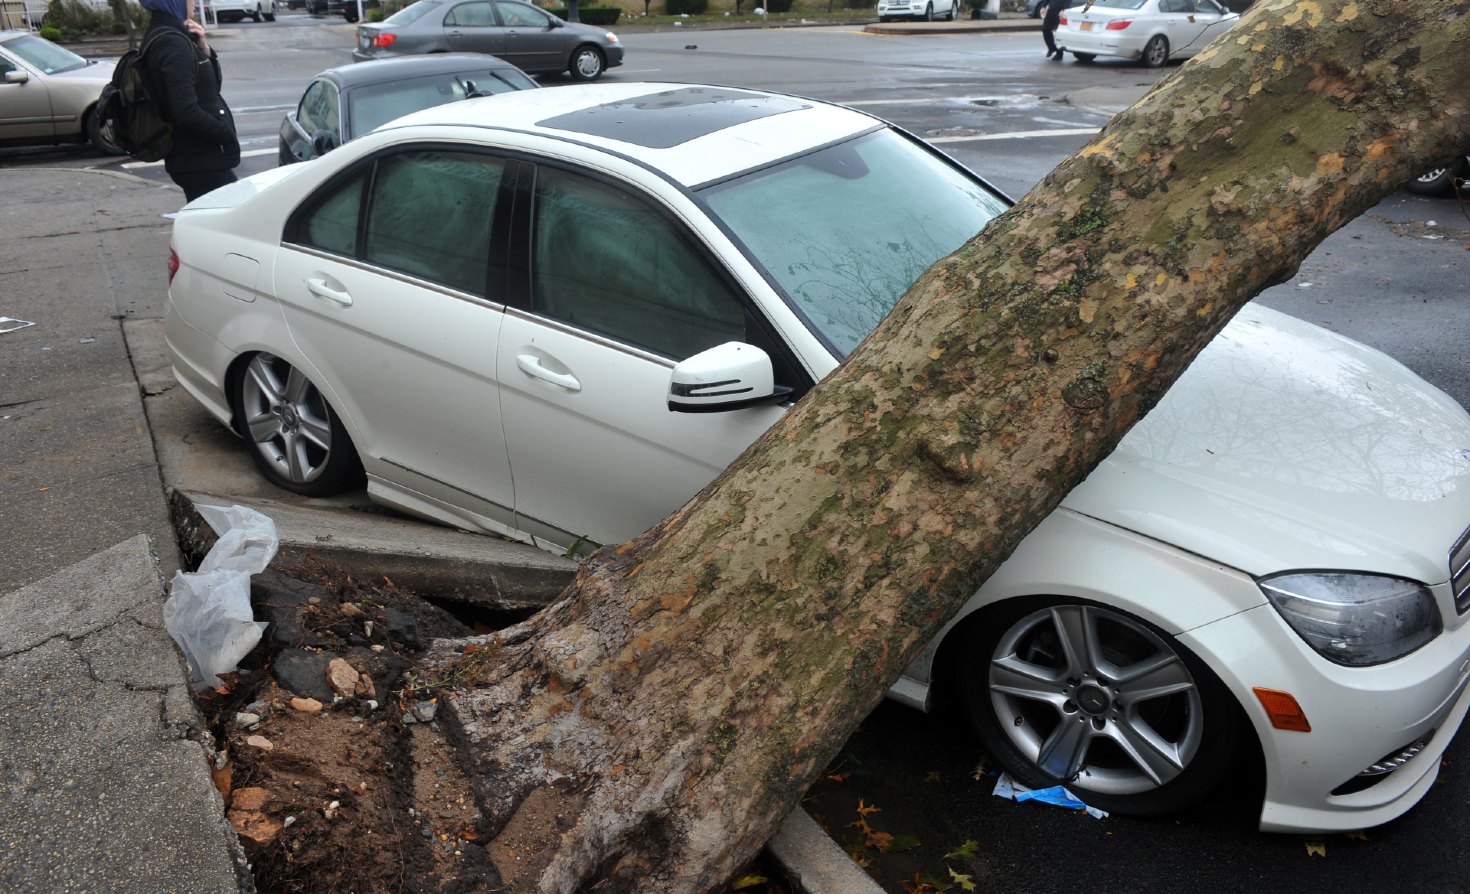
left=442, top=1, right=508, bottom=54
left=497, top=314, right=785, bottom=550
left=0, top=53, right=58, bottom=142
left=496, top=162, right=787, bottom=550
left=492, top=1, right=565, bottom=72
left=275, top=148, right=517, bottom=529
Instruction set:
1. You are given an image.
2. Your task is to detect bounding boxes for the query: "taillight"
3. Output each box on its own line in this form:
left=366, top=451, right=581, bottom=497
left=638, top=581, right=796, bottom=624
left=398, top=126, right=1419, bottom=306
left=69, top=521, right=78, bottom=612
left=1105, top=17, right=1132, bottom=28
left=1058, top=13, right=1067, bottom=23
left=371, top=31, right=397, bottom=48
left=167, top=247, right=180, bottom=285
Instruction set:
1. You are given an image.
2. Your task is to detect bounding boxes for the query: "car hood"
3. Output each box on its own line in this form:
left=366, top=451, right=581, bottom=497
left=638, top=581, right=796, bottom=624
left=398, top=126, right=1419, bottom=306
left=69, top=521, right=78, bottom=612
left=48, top=59, right=114, bottom=89
left=1062, top=303, right=1470, bottom=585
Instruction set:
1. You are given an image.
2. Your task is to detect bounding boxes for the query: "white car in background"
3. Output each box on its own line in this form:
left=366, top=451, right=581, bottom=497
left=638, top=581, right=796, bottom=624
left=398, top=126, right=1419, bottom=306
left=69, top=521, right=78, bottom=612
left=1058, top=0, right=1237, bottom=66
left=207, top=0, right=276, bottom=21
left=164, top=82, right=1470, bottom=834
left=877, top=0, right=958, bottom=21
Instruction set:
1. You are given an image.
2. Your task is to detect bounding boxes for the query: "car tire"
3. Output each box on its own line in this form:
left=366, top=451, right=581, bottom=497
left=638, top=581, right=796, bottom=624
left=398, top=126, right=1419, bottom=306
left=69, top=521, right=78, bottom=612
left=568, top=45, right=606, bottom=81
left=1407, top=161, right=1465, bottom=196
left=233, top=352, right=363, bottom=497
left=1142, top=34, right=1169, bottom=67
left=945, top=1, right=955, bottom=19
left=923, top=2, right=934, bottom=19
left=251, top=5, right=262, bottom=20
left=957, top=599, right=1240, bottom=816
left=1072, top=51, right=1095, bottom=62
left=86, top=106, right=125, bottom=156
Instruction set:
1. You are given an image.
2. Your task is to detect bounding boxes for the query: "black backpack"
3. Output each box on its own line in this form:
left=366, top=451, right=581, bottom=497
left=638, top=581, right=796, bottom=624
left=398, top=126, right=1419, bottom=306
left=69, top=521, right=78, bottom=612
left=95, top=31, right=185, bottom=162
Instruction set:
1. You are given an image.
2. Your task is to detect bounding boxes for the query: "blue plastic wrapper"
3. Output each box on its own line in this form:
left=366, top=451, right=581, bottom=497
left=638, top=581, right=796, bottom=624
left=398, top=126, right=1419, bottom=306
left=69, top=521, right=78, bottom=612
left=992, top=773, right=1108, bottom=820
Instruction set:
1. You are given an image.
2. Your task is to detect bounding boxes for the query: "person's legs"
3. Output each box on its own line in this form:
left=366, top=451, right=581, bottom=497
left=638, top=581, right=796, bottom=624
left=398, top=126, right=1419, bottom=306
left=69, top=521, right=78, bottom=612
left=1043, top=25, right=1057, bottom=55
left=172, top=169, right=238, bottom=203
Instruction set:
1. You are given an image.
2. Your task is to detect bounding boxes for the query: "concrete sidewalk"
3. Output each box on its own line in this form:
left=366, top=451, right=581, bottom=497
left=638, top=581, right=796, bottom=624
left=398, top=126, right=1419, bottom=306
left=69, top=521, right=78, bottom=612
left=0, top=165, right=881, bottom=892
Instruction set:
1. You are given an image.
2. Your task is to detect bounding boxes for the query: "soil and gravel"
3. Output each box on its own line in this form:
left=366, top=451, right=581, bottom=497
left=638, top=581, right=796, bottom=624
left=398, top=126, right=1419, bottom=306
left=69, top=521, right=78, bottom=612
left=196, top=556, right=793, bottom=893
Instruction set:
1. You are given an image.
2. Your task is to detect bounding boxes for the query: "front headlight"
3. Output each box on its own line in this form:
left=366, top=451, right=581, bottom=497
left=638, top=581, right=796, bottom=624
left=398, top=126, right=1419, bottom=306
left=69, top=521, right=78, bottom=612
left=1260, top=572, right=1441, bottom=666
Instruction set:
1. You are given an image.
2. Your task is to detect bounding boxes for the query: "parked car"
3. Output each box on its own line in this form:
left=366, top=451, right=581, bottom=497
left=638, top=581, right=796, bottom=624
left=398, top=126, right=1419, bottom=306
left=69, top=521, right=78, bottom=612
left=164, top=82, right=1470, bottom=833
left=279, top=54, right=535, bottom=164
left=1057, top=0, right=1238, bottom=67
left=877, top=0, right=957, bottom=22
left=0, top=29, right=121, bottom=153
left=210, top=0, right=276, bottom=21
left=308, top=0, right=362, bottom=21
left=1407, top=151, right=1469, bottom=196
left=351, top=0, right=622, bottom=81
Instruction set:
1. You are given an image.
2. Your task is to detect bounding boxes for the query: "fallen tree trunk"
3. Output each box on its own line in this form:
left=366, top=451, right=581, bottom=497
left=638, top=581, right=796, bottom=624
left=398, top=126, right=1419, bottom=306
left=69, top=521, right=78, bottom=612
left=422, top=2, right=1470, bottom=889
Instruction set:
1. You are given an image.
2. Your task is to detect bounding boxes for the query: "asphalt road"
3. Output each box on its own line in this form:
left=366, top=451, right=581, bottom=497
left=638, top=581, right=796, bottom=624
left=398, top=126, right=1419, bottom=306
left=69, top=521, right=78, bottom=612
left=6, top=17, right=1470, bottom=891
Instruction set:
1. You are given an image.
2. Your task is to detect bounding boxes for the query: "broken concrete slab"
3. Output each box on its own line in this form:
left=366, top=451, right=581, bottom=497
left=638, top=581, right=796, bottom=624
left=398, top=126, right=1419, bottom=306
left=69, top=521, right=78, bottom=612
left=0, top=536, right=249, bottom=894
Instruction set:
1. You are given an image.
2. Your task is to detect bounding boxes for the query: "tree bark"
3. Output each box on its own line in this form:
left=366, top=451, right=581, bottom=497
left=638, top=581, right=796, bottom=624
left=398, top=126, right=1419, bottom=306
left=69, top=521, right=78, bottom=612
left=423, top=2, right=1470, bottom=890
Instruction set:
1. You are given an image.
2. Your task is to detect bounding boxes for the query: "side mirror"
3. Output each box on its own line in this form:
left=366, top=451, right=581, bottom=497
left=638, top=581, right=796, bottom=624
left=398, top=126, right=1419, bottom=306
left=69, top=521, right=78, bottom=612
left=668, top=342, right=792, bottom=413
left=312, top=131, right=338, bottom=157
left=4, top=69, right=29, bottom=85
left=548, top=16, right=563, bottom=26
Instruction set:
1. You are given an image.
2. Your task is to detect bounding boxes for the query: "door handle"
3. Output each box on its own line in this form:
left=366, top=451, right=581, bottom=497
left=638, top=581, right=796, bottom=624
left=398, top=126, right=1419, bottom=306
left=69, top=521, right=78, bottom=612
left=516, top=354, right=581, bottom=392
left=306, top=278, right=352, bottom=306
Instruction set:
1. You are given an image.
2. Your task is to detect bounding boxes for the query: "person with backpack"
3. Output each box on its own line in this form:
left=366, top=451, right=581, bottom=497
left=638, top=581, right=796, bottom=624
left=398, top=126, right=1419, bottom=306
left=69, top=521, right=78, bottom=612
left=138, top=0, right=240, bottom=201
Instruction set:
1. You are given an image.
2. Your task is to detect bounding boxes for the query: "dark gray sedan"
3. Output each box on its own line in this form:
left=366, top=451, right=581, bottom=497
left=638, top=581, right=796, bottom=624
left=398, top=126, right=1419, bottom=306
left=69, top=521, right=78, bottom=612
left=278, top=53, right=536, bottom=165
left=351, top=0, right=624, bottom=81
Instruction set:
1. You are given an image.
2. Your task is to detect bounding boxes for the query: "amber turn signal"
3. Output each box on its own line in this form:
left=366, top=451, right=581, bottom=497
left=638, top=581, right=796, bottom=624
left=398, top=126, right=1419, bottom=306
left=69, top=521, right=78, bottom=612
left=1254, top=687, right=1311, bottom=732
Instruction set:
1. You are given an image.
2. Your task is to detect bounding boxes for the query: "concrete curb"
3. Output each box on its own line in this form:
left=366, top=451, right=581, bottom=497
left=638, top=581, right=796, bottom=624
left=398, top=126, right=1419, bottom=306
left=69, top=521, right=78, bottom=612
left=772, top=809, right=888, bottom=894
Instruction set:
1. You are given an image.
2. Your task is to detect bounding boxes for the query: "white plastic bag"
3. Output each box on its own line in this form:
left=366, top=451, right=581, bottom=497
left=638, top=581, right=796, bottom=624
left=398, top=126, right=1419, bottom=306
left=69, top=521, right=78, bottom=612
left=164, top=505, right=278, bottom=689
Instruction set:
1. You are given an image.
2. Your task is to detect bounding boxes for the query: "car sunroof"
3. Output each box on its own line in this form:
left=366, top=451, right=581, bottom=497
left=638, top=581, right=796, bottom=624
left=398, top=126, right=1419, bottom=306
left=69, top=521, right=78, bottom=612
left=536, top=86, right=810, bottom=149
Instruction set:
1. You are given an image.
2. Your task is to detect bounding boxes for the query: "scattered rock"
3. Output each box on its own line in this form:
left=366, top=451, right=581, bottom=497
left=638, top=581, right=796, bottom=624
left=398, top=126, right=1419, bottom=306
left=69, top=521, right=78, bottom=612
left=246, top=735, right=274, bottom=751
left=229, top=808, right=283, bottom=847
left=291, top=697, right=324, bottom=713
left=327, top=658, right=361, bottom=697
left=412, top=700, right=438, bottom=723
left=274, top=648, right=336, bottom=701
left=231, top=787, right=272, bottom=811
left=340, top=602, right=364, bottom=618
left=235, top=711, right=262, bottom=728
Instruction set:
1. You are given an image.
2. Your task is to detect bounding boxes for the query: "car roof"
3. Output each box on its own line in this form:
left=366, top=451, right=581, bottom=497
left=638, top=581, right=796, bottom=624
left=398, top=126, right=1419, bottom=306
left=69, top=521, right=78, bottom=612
left=322, top=52, right=527, bottom=88
left=381, top=82, right=885, bottom=187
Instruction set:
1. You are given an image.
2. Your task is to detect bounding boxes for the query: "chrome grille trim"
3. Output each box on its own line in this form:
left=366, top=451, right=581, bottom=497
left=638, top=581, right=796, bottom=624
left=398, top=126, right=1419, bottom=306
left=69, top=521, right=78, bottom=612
left=1452, top=523, right=1470, bottom=614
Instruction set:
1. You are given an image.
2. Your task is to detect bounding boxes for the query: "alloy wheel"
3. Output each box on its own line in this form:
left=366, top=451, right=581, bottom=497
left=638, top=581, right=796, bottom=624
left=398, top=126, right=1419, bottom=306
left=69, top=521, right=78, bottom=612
left=983, top=604, right=1207, bottom=798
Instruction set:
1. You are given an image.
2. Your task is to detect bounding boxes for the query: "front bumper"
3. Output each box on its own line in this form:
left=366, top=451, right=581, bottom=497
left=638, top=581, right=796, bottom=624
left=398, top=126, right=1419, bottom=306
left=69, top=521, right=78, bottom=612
left=877, top=1, right=930, bottom=16
left=1183, top=596, right=1470, bottom=833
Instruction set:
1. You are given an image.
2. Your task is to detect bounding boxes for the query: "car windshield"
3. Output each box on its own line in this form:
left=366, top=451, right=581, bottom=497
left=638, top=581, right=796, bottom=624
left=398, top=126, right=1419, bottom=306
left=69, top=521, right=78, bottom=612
left=4, top=34, right=89, bottom=74
left=349, top=69, right=536, bottom=133
left=383, top=0, right=442, bottom=24
left=701, top=129, right=1006, bottom=358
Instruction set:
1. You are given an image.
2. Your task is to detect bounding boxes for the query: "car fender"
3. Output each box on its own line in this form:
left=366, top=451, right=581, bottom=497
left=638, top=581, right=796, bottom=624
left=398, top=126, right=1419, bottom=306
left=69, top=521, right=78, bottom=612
left=891, top=507, right=1266, bottom=710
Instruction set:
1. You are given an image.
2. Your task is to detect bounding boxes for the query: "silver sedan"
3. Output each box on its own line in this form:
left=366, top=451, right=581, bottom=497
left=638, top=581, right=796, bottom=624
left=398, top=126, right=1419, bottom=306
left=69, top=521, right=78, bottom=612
left=351, top=0, right=624, bottom=81
left=0, top=29, right=122, bottom=154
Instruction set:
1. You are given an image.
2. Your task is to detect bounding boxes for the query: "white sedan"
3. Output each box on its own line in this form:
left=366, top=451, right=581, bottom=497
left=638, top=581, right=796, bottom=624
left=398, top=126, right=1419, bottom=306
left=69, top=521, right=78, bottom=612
left=165, top=82, right=1470, bottom=833
left=1058, top=0, right=1238, bottom=66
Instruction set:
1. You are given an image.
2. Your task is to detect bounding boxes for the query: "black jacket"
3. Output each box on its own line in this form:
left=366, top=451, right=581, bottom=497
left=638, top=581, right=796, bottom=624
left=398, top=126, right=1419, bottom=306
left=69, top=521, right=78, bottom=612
left=142, top=13, right=240, bottom=175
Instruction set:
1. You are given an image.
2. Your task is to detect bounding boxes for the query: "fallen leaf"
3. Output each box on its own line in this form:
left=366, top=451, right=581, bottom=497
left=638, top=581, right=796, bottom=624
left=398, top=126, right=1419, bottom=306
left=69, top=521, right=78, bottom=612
left=1305, top=841, right=1327, bottom=857
left=945, top=839, right=980, bottom=859
left=855, top=799, right=881, bottom=818
left=826, top=770, right=851, bottom=783
left=732, top=874, right=769, bottom=890
left=883, top=833, right=922, bottom=853
left=1346, top=831, right=1369, bottom=842
left=950, top=867, right=979, bottom=892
